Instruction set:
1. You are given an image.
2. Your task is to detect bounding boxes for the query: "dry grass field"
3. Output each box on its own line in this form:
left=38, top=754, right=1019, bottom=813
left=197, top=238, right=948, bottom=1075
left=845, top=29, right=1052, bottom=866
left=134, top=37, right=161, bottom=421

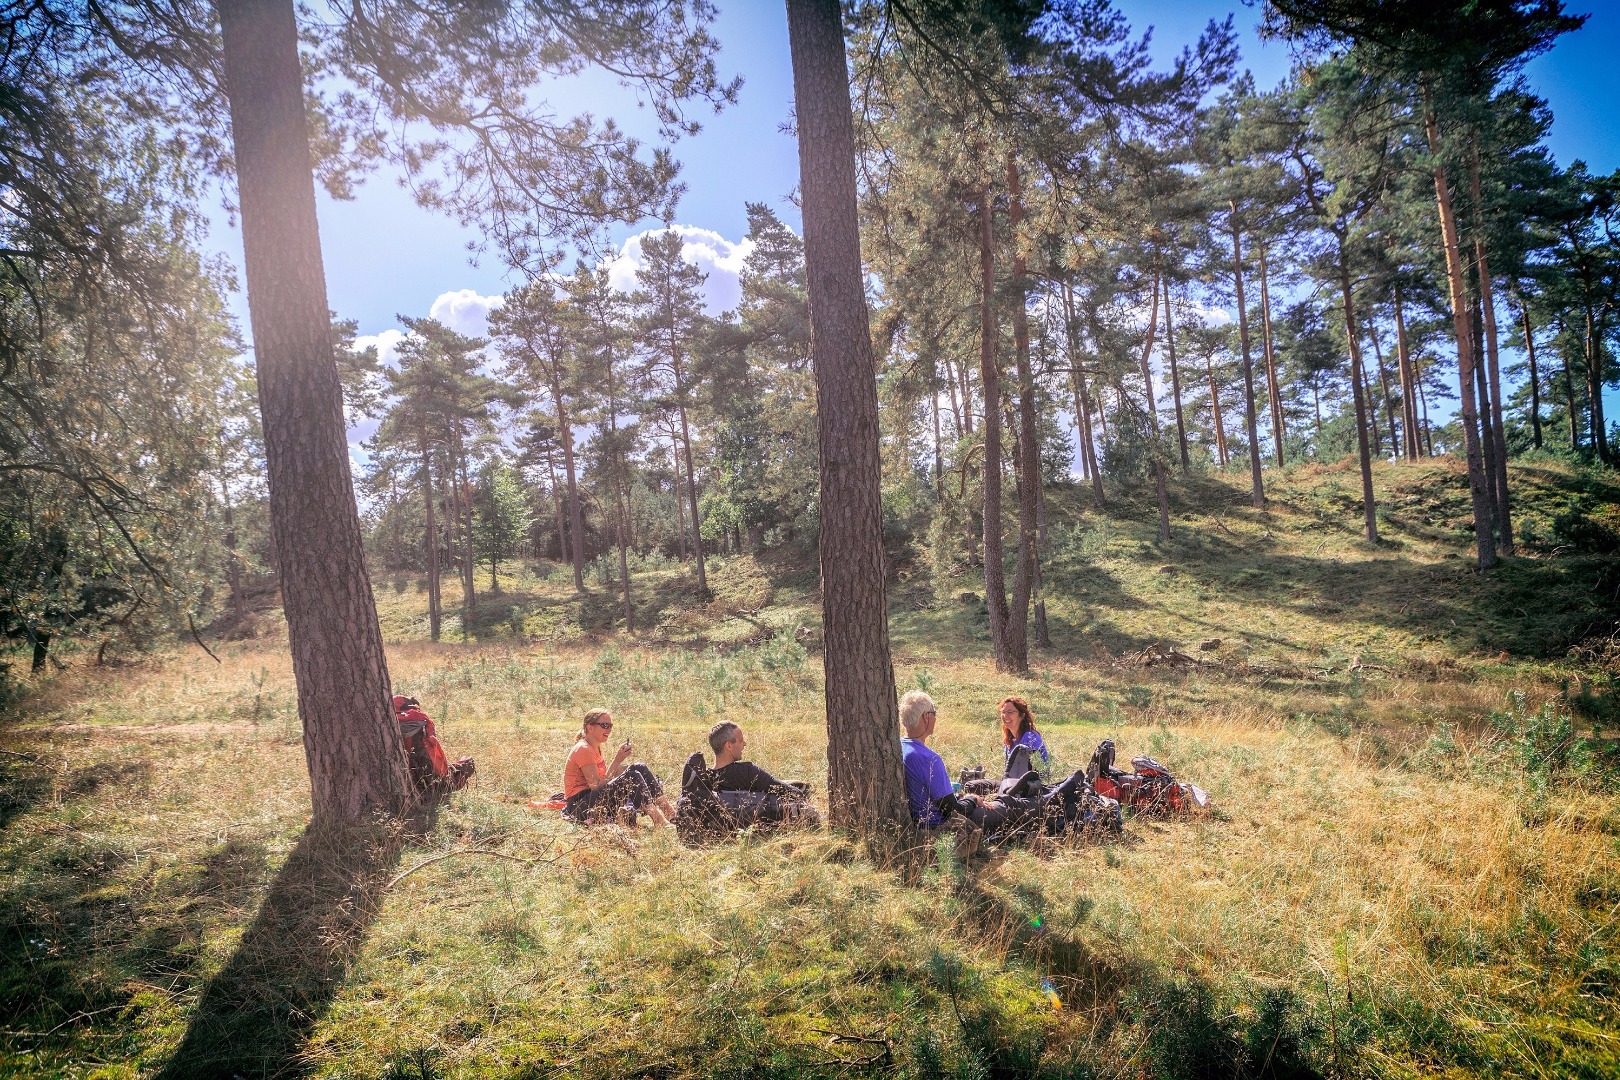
left=3, top=457, right=1618, bottom=1078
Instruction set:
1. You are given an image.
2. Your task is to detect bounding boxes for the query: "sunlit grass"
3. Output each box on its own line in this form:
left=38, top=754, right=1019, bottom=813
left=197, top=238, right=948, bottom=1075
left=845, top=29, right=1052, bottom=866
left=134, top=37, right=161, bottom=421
left=2, top=457, right=1617, bottom=1077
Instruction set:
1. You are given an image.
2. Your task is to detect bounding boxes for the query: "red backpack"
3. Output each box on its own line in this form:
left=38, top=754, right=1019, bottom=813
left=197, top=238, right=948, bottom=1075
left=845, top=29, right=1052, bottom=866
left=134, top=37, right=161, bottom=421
left=1086, top=739, right=1210, bottom=813
left=394, top=696, right=475, bottom=793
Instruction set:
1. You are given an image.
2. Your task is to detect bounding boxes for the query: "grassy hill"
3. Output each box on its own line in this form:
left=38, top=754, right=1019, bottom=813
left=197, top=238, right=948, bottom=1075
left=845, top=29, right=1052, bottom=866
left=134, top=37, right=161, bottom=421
left=2, top=456, right=1618, bottom=1078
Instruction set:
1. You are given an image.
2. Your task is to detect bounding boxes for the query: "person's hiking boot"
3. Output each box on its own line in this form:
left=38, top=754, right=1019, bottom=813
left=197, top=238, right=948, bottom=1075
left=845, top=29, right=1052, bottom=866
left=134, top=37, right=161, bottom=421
left=953, top=822, right=982, bottom=864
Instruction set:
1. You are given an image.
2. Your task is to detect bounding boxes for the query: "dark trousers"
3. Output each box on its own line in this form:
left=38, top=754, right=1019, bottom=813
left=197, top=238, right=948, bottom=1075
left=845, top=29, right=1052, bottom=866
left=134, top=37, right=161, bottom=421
left=1042, top=770, right=1090, bottom=827
left=565, top=763, right=664, bottom=822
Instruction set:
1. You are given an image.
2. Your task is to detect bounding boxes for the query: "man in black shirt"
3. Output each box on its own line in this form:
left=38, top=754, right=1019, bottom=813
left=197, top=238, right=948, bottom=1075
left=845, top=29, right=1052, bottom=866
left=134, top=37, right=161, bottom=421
left=708, top=722, right=810, bottom=799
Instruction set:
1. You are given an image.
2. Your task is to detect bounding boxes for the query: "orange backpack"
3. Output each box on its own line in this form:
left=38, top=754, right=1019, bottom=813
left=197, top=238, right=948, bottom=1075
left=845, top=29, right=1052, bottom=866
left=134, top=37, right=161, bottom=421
left=394, top=696, right=475, bottom=793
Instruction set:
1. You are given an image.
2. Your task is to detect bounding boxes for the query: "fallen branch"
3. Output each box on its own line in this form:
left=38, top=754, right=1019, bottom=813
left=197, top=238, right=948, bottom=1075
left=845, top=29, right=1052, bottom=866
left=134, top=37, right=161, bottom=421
left=1119, top=641, right=1205, bottom=668
left=387, top=838, right=567, bottom=889
left=0, top=749, right=41, bottom=763
left=388, top=847, right=534, bottom=888
left=809, top=1027, right=891, bottom=1067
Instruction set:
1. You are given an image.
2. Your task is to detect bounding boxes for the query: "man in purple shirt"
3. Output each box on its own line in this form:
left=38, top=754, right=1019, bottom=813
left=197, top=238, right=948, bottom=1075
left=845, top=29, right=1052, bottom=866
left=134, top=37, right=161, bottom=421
left=899, top=690, right=956, bottom=826
left=899, top=689, right=1016, bottom=857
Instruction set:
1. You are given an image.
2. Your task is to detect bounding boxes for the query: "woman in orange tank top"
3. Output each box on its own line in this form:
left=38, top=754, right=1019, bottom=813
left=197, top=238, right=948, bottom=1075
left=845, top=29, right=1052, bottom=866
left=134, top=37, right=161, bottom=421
left=562, top=708, right=675, bottom=826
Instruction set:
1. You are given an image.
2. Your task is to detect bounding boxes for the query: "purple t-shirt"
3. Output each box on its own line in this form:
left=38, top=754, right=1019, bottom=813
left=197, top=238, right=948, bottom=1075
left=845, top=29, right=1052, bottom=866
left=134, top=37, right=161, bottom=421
left=901, top=738, right=954, bottom=827
left=1008, top=728, right=1049, bottom=765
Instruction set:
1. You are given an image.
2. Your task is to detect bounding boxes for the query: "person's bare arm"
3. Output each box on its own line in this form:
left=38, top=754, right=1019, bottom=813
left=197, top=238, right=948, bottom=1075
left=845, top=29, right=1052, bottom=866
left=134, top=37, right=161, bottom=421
left=578, top=741, right=634, bottom=791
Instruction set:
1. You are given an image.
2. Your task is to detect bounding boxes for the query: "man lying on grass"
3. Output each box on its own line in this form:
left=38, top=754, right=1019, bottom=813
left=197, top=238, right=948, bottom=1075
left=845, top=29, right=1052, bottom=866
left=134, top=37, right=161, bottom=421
left=672, top=722, right=819, bottom=842
left=707, top=721, right=812, bottom=800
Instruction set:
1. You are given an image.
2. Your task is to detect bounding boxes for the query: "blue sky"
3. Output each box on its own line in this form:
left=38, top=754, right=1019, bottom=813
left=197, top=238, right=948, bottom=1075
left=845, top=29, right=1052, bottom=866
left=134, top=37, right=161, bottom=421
left=206, top=1, right=1620, bottom=434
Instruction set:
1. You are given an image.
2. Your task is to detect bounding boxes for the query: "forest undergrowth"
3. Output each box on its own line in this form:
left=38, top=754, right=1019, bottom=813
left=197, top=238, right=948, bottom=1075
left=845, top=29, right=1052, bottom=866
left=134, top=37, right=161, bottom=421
left=3, top=460, right=1619, bottom=1078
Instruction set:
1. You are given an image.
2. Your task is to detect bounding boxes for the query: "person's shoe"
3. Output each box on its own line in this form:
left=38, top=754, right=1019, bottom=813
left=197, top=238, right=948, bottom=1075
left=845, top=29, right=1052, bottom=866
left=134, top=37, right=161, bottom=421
left=953, top=823, right=982, bottom=864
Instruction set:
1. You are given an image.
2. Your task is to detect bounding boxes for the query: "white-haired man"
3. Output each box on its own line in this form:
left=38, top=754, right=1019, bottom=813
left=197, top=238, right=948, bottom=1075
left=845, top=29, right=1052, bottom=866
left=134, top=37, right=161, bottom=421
left=898, top=689, right=1010, bottom=842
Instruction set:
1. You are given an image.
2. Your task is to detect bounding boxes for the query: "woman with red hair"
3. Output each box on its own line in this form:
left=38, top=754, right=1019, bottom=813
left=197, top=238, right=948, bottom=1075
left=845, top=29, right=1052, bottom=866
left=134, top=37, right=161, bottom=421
left=999, top=696, right=1048, bottom=776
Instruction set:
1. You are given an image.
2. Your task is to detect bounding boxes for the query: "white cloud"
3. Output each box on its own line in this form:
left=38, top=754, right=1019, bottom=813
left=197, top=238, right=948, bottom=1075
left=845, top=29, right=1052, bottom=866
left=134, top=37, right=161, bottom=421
left=354, top=327, right=409, bottom=368
left=605, top=224, right=758, bottom=315
left=429, top=288, right=504, bottom=337
left=1190, top=302, right=1233, bottom=327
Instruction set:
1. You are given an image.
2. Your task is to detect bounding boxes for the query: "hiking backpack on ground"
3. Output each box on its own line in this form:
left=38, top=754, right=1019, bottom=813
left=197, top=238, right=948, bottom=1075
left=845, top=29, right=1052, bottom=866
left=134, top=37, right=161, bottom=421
left=394, top=696, right=475, bottom=795
left=1086, top=739, right=1209, bottom=813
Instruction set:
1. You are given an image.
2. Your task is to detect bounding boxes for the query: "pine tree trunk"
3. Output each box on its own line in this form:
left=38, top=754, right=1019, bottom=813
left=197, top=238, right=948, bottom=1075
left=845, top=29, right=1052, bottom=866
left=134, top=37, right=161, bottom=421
left=673, top=374, right=708, bottom=591
left=1229, top=210, right=1265, bottom=507
left=1584, top=307, right=1611, bottom=464
left=1418, top=373, right=1435, bottom=457
left=975, top=179, right=1013, bottom=671
left=1368, top=315, right=1399, bottom=459
left=1205, top=355, right=1229, bottom=467
left=943, top=354, right=965, bottom=438
left=931, top=364, right=944, bottom=497
left=1474, top=251, right=1514, bottom=552
left=1336, top=253, right=1379, bottom=543
left=606, top=357, right=634, bottom=631
left=785, top=0, right=908, bottom=840
left=1519, top=299, right=1543, bottom=449
left=1564, top=341, right=1584, bottom=450
left=1363, top=344, right=1383, bottom=458
left=1004, top=157, right=1035, bottom=674
left=554, top=384, right=587, bottom=592
left=1137, top=266, right=1171, bottom=543
left=1162, top=277, right=1190, bottom=472
left=420, top=443, right=441, bottom=642
left=1061, top=282, right=1104, bottom=503
left=218, top=0, right=413, bottom=822
left=1258, top=241, right=1286, bottom=466
left=671, top=439, right=688, bottom=561
left=1033, top=457, right=1050, bottom=649
left=1422, top=85, right=1495, bottom=569
left=1468, top=145, right=1515, bottom=552
left=1393, top=285, right=1422, bottom=461
left=456, top=436, right=475, bottom=623
left=1474, top=317, right=1502, bottom=540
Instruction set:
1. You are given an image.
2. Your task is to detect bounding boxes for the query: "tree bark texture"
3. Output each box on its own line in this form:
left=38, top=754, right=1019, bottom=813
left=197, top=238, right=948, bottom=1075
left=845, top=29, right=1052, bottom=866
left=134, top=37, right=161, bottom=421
left=1205, top=355, right=1229, bottom=467
left=1472, top=257, right=1514, bottom=553
left=1467, top=146, right=1515, bottom=552
left=1422, top=87, right=1495, bottom=569
left=1519, top=300, right=1543, bottom=449
left=554, top=385, right=587, bottom=592
left=1258, top=242, right=1286, bottom=466
left=1472, top=313, right=1502, bottom=540
left=1137, top=266, right=1171, bottom=543
left=1393, top=284, right=1421, bottom=461
left=1005, top=157, right=1036, bottom=673
left=218, top=0, right=413, bottom=822
left=420, top=443, right=441, bottom=641
left=1583, top=307, right=1611, bottom=464
left=1229, top=211, right=1265, bottom=507
left=1162, top=277, right=1190, bottom=472
left=975, top=180, right=1014, bottom=670
left=1061, top=281, right=1104, bottom=503
left=1368, top=316, right=1398, bottom=459
left=785, top=0, right=909, bottom=839
left=1335, top=255, right=1379, bottom=543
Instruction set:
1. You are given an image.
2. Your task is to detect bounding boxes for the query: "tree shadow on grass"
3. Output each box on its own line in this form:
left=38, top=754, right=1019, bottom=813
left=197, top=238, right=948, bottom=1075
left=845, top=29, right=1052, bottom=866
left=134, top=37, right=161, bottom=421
left=153, top=816, right=419, bottom=1079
